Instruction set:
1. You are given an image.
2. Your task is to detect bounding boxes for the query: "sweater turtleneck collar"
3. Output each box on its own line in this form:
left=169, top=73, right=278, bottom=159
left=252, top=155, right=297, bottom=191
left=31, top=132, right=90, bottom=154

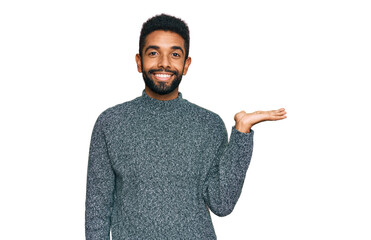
left=138, top=90, right=185, bottom=113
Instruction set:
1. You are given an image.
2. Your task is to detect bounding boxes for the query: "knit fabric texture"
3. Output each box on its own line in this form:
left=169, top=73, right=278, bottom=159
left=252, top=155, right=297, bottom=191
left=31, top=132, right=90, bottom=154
left=85, top=90, right=254, bottom=240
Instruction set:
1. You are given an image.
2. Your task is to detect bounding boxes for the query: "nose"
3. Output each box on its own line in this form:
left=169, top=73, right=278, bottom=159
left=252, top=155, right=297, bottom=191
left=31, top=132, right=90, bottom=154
left=157, top=55, right=171, bottom=69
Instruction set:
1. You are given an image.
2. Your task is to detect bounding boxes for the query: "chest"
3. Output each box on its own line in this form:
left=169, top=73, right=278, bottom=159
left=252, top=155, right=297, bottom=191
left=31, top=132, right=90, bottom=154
left=106, top=113, right=212, bottom=182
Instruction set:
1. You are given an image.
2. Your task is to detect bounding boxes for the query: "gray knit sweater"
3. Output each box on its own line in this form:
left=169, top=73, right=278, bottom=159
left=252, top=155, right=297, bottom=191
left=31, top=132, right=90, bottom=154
left=85, top=90, right=254, bottom=240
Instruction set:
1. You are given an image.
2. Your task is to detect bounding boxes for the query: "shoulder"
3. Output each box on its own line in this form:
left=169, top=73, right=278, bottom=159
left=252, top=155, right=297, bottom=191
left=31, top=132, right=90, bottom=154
left=94, top=96, right=140, bottom=128
left=181, top=99, right=228, bottom=145
left=182, top=99, right=226, bottom=130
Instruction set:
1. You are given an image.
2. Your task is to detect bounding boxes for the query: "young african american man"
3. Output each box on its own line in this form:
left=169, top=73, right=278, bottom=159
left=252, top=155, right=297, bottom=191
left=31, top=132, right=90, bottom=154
left=85, top=14, right=287, bottom=240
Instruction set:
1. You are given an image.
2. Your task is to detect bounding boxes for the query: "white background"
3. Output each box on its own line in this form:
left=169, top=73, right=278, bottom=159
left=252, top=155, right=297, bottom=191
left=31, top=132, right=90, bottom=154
left=1, top=0, right=370, bottom=239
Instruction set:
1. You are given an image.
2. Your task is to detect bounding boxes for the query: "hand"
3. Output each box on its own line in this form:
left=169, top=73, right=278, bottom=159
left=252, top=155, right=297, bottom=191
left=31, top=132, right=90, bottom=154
left=234, top=108, right=287, bottom=133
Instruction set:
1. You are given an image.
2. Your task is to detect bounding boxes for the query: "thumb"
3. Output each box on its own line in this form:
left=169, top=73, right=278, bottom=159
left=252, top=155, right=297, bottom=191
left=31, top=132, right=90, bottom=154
left=234, top=111, right=246, bottom=122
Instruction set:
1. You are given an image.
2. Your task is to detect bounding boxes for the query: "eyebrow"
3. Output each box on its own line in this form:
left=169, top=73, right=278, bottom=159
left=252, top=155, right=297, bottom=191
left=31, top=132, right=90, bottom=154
left=145, top=45, right=160, bottom=53
left=144, top=45, right=184, bottom=54
left=171, top=46, right=184, bottom=54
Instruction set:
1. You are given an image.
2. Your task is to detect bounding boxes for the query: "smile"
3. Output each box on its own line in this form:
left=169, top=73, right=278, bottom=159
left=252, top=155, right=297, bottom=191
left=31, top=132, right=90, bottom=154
left=153, top=73, right=173, bottom=81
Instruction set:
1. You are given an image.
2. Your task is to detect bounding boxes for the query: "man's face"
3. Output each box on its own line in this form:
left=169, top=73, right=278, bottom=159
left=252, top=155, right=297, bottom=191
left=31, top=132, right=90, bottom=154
left=136, top=30, right=191, bottom=95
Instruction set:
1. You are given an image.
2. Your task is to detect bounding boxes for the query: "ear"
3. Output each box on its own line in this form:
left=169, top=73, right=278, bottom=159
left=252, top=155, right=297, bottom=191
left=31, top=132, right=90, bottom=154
left=135, top=54, right=142, bottom=73
left=182, top=57, right=192, bottom=75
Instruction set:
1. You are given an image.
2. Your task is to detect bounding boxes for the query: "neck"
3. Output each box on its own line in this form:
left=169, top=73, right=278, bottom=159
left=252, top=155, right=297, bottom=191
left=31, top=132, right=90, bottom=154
left=144, top=86, right=179, bottom=101
left=138, top=89, right=184, bottom=114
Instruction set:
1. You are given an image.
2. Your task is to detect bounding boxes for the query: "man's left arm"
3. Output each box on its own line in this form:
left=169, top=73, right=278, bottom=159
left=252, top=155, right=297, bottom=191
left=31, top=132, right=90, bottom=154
left=203, top=108, right=287, bottom=216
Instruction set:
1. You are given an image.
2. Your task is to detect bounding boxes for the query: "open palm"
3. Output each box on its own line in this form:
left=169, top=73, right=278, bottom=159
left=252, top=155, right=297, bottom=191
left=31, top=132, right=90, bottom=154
left=234, top=108, right=287, bottom=133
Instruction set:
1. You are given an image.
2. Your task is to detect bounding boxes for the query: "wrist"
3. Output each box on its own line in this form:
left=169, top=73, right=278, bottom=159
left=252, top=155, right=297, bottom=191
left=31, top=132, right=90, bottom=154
left=235, top=122, right=252, bottom=133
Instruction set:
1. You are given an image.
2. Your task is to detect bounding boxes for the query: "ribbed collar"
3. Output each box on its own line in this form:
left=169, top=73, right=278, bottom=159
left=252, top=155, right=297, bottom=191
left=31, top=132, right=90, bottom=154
left=137, top=90, right=185, bottom=114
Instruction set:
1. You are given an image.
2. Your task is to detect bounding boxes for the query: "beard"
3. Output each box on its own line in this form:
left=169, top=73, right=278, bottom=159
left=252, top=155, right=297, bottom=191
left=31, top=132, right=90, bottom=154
left=142, top=67, right=184, bottom=95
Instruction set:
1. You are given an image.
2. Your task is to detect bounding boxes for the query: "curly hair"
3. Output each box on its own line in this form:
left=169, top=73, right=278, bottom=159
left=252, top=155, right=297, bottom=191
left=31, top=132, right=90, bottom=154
left=139, top=14, right=190, bottom=59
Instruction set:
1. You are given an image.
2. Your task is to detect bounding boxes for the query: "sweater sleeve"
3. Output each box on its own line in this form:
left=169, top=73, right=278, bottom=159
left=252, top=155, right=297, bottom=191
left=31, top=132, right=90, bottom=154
left=85, top=114, right=115, bottom=240
left=203, top=121, right=254, bottom=217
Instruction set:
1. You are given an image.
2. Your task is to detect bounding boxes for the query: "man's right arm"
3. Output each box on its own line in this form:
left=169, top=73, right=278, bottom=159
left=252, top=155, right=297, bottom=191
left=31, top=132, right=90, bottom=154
left=85, top=113, right=115, bottom=240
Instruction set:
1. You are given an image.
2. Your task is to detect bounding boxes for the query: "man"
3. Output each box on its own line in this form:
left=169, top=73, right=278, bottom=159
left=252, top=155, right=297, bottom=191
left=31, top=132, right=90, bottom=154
left=85, top=14, right=286, bottom=240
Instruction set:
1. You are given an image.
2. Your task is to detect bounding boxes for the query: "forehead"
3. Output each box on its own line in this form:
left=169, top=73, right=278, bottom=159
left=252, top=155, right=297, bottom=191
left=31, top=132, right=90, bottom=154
left=144, top=30, right=185, bottom=49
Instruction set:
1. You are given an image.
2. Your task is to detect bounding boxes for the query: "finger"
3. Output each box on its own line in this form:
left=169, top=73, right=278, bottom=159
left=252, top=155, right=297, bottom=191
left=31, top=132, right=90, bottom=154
left=276, top=108, right=286, bottom=114
left=272, top=115, right=287, bottom=120
left=270, top=108, right=284, bottom=114
left=270, top=110, right=286, bottom=116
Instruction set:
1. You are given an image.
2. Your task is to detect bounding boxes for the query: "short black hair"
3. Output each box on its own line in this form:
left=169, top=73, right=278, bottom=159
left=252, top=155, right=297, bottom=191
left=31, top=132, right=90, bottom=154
left=139, top=14, right=190, bottom=59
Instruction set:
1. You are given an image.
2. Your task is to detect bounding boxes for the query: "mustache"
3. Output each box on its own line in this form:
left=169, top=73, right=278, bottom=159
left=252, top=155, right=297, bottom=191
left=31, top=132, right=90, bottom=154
left=148, top=69, right=178, bottom=75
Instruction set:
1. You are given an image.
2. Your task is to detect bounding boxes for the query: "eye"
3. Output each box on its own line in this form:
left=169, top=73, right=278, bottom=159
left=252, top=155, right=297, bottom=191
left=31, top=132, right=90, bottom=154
left=172, top=52, right=181, bottom=58
left=148, top=51, right=158, bottom=56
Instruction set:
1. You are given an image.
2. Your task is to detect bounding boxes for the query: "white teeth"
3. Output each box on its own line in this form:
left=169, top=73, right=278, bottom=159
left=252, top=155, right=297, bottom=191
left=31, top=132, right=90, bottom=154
left=155, top=74, right=171, bottom=78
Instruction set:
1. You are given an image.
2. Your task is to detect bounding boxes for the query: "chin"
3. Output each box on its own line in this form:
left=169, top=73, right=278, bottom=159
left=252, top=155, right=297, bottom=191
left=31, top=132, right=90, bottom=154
left=143, top=74, right=182, bottom=95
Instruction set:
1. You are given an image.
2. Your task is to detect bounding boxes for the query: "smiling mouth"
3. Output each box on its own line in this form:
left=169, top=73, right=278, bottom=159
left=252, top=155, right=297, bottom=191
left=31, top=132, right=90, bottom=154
left=152, top=73, right=173, bottom=82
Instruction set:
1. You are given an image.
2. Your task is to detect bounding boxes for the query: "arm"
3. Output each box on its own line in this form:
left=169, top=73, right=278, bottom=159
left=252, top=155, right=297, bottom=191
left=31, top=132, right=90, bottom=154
left=203, top=108, right=287, bottom=216
left=85, top=114, right=115, bottom=240
left=203, top=121, right=254, bottom=217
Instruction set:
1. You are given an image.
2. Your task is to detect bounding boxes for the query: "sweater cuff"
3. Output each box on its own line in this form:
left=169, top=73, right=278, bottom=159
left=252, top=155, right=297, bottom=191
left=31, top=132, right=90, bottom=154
left=230, top=126, right=254, bottom=147
left=232, top=125, right=254, bottom=135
